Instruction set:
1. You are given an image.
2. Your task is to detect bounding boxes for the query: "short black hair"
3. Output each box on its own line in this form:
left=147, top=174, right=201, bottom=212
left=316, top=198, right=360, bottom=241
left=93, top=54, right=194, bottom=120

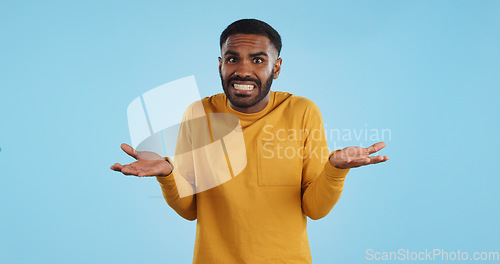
left=220, top=19, right=282, bottom=57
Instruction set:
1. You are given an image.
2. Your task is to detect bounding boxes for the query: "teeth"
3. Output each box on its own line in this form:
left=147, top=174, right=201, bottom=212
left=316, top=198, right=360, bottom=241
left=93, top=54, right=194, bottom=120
left=234, top=84, right=254, bottom=91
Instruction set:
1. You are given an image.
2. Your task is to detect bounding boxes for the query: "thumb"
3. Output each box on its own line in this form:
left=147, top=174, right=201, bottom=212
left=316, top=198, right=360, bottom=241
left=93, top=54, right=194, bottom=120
left=121, top=143, right=138, bottom=159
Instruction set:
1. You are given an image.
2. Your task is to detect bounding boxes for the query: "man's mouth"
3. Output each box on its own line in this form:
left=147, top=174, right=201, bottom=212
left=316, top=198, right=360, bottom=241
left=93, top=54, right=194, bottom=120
left=233, top=84, right=255, bottom=91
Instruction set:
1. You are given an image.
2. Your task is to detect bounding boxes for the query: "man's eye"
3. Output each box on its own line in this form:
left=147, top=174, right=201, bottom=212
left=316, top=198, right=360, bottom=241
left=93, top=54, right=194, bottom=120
left=254, top=58, right=263, bottom=63
left=227, top=57, right=237, bottom=63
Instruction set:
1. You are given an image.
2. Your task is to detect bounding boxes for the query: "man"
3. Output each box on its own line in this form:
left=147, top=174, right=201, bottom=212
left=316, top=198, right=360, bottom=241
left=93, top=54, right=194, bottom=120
left=111, top=19, right=389, bottom=263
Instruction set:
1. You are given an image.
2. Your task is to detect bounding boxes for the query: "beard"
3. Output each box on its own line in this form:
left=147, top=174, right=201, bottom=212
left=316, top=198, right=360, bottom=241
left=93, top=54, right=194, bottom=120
left=220, top=70, right=274, bottom=109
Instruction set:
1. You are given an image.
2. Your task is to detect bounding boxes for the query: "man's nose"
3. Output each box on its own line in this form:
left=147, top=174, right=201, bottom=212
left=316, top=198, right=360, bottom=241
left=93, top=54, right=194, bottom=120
left=234, top=61, right=252, bottom=77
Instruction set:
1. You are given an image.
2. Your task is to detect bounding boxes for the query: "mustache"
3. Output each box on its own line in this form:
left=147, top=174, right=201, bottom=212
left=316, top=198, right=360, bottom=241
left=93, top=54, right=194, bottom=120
left=227, top=76, right=261, bottom=88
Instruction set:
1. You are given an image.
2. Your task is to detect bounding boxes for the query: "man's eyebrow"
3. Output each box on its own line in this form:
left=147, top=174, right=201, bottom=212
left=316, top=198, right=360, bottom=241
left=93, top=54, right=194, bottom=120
left=249, top=52, right=268, bottom=58
left=224, top=51, right=239, bottom=56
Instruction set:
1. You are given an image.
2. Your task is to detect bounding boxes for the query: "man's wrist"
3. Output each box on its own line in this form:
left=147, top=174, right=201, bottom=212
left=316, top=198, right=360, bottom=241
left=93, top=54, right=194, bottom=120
left=158, top=157, right=174, bottom=177
left=328, top=149, right=345, bottom=169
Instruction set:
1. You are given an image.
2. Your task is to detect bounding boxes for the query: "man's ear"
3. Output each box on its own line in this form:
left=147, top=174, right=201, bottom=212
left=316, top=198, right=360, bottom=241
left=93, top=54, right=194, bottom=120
left=273, top=58, right=282, bottom=79
left=218, top=57, right=222, bottom=74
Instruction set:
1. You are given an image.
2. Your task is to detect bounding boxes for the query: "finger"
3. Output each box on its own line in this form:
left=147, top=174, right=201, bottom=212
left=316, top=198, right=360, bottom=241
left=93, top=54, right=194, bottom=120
left=369, top=155, right=385, bottom=163
left=121, top=143, right=138, bottom=159
left=366, top=142, right=386, bottom=155
left=137, top=166, right=163, bottom=177
left=367, top=155, right=390, bottom=165
left=340, top=147, right=365, bottom=159
left=110, top=163, right=123, bottom=171
left=138, top=172, right=155, bottom=177
left=337, top=155, right=390, bottom=169
left=347, top=157, right=371, bottom=168
left=121, top=165, right=139, bottom=176
left=332, top=157, right=370, bottom=169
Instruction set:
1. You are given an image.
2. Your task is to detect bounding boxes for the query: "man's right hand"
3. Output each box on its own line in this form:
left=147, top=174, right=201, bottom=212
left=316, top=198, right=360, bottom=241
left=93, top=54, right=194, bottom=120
left=110, top=143, right=172, bottom=177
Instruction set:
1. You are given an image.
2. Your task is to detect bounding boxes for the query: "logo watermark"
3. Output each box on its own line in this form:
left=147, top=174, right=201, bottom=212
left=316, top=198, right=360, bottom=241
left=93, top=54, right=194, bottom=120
left=259, top=124, right=392, bottom=160
left=366, top=248, right=500, bottom=261
left=126, top=76, right=247, bottom=197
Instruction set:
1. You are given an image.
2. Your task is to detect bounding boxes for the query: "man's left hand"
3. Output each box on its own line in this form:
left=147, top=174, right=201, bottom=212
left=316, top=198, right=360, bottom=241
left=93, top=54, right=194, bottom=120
left=329, top=142, right=389, bottom=169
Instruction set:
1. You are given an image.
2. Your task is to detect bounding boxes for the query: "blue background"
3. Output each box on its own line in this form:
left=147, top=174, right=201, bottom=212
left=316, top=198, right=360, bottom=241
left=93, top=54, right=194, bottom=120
left=1, top=0, right=499, bottom=263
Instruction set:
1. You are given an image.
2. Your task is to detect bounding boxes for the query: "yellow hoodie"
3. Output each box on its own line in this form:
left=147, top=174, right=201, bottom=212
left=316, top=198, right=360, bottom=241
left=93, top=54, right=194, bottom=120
left=157, top=91, right=349, bottom=263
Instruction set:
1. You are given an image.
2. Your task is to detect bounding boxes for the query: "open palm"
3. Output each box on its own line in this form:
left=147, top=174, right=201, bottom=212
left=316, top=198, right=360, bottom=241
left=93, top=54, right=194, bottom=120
left=110, top=143, right=172, bottom=177
left=329, top=142, right=390, bottom=169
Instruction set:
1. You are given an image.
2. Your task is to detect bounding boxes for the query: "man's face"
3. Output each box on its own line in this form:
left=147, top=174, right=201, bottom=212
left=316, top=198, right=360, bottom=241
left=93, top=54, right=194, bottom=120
left=219, top=34, right=282, bottom=113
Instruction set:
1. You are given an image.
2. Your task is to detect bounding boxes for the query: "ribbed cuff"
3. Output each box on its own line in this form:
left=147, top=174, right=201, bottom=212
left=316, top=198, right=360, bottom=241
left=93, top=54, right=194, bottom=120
left=324, top=161, right=349, bottom=180
left=156, top=172, right=175, bottom=185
